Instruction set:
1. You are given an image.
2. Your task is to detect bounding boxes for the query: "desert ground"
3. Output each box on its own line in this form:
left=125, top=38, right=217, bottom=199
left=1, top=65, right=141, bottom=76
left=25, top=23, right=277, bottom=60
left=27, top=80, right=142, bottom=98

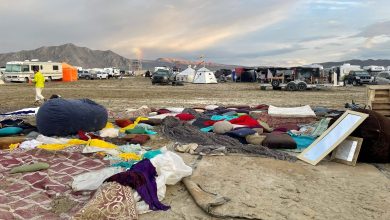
left=1, top=78, right=389, bottom=220
left=0, top=77, right=367, bottom=112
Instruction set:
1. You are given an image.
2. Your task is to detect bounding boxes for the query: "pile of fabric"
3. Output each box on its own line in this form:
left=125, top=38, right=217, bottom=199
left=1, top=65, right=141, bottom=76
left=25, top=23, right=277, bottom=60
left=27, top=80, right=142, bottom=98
left=1, top=98, right=389, bottom=219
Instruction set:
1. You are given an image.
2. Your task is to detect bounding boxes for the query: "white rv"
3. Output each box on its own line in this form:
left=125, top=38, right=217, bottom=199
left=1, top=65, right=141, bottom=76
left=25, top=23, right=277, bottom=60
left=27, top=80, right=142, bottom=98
left=4, top=60, right=63, bottom=82
left=331, top=63, right=362, bottom=86
left=154, top=66, right=170, bottom=72
left=104, top=67, right=120, bottom=78
left=363, top=65, right=385, bottom=75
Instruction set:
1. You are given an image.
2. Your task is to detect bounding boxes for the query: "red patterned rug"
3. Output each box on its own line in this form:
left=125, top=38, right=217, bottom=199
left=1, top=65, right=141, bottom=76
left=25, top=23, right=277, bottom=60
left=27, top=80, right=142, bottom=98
left=0, top=149, right=109, bottom=219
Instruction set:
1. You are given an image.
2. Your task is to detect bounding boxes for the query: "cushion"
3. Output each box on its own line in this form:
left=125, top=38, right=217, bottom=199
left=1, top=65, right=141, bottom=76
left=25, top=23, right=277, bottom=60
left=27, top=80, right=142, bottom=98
left=115, top=119, right=133, bottom=128
left=226, top=128, right=256, bottom=137
left=229, top=115, right=259, bottom=128
left=36, top=99, right=108, bottom=136
left=245, top=134, right=266, bottom=145
left=262, top=133, right=297, bottom=149
left=129, top=134, right=150, bottom=145
left=213, top=121, right=233, bottom=134
left=73, top=182, right=138, bottom=220
left=175, top=113, right=195, bottom=121
left=0, top=127, right=23, bottom=137
left=353, top=109, right=390, bottom=163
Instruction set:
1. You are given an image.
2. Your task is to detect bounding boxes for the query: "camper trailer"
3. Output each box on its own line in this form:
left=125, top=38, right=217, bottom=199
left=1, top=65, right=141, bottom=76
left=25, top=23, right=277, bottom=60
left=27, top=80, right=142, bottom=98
left=363, top=65, right=385, bottom=75
left=4, top=60, right=63, bottom=83
left=104, top=67, right=120, bottom=78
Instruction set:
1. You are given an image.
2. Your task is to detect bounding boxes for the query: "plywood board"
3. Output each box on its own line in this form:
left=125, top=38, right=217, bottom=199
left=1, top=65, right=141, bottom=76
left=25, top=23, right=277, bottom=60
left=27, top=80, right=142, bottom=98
left=297, top=110, right=368, bottom=165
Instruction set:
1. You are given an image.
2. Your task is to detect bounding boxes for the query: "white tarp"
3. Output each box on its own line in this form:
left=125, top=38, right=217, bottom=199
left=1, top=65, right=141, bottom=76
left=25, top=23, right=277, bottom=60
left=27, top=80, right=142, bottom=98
left=268, top=105, right=316, bottom=117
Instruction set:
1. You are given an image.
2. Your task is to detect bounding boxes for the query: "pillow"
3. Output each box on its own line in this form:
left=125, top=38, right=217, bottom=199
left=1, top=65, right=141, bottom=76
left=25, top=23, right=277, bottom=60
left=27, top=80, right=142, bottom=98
left=226, top=128, right=256, bottom=137
left=262, top=133, right=297, bottom=149
left=245, top=134, right=266, bottom=145
left=213, top=121, right=234, bottom=134
left=115, top=119, right=133, bottom=128
left=0, top=127, right=23, bottom=137
left=175, top=113, right=195, bottom=121
left=73, top=182, right=138, bottom=220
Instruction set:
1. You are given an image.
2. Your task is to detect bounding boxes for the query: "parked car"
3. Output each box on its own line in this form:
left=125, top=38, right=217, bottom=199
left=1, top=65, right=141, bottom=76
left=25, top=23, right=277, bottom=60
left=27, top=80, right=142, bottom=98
left=78, top=70, right=97, bottom=80
left=343, top=70, right=373, bottom=86
left=151, top=69, right=173, bottom=85
left=96, top=71, right=108, bottom=79
left=374, top=71, right=390, bottom=84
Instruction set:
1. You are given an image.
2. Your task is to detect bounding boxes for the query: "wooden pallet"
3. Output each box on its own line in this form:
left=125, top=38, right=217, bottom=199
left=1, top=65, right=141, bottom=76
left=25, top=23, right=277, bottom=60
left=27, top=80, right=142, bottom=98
left=367, top=85, right=390, bottom=117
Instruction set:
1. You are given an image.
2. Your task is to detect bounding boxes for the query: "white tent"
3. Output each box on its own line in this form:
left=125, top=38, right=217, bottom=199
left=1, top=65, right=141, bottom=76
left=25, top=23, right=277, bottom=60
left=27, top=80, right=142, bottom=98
left=176, top=66, right=196, bottom=82
left=192, top=67, right=217, bottom=84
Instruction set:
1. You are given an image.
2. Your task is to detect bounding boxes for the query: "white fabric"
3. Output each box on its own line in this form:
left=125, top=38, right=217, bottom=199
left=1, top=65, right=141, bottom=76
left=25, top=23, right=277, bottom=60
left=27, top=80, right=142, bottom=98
left=205, top=104, right=219, bottom=111
left=150, top=151, right=193, bottom=185
left=99, top=128, right=119, bottom=138
left=19, top=139, right=42, bottom=150
left=148, top=113, right=177, bottom=119
left=35, top=135, right=70, bottom=144
left=165, top=107, right=185, bottom=113
left=71, top=167, right=124, bottom=191
left=82, top=146, right=119, bottom=156
left=35, top=87, right=44, bottom=101
left=268, top=105, right=316, bottom=117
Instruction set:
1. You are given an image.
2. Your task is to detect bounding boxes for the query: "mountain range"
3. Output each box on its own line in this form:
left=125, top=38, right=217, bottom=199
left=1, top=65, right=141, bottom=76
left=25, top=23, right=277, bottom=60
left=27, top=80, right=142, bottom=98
left=0, top=43, right=390, bottom=70
left=0, top=43, right=236, bottom=71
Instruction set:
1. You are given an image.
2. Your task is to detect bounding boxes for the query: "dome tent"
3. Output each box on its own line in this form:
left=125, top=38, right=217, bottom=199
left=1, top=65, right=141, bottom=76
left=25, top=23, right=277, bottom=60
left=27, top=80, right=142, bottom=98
left=176, top=66, right=196, bottom=83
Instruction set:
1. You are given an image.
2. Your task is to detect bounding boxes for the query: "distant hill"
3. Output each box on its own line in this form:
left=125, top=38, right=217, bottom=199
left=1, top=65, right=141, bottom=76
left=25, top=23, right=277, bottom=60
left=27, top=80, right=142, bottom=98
left=0, top=43, right=238, bottom=71
left=319, top=59, right=390, bottom=68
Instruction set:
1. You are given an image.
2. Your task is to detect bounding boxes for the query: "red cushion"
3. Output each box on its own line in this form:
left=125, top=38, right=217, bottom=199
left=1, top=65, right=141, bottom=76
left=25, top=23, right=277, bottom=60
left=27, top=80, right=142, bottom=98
left=175, top=113, right=195, bottom=121
left=228, top=115, right=259, bottom=128
left=157, top=109, right=171, bottom=114
left=115, top=119, right=133, bottom=128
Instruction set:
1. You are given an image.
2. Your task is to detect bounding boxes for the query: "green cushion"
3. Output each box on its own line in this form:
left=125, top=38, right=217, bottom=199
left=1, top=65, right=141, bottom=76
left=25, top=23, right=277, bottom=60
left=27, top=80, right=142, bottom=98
left=0, top=127, right=23, bottom=137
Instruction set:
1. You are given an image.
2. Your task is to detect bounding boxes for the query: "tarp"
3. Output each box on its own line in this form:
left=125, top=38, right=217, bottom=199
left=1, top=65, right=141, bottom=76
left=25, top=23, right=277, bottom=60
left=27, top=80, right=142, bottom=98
left=268, top=105, right=316, bottom=117
left=62, top=62, right=78, bottom=82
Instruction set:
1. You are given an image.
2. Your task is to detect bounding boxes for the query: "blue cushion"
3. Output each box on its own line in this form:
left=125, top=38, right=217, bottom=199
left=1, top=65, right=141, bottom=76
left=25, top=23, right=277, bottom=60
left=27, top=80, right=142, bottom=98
left=0, top=127, right=23, bottom=137
left=226, top=128, right=256, bottom=137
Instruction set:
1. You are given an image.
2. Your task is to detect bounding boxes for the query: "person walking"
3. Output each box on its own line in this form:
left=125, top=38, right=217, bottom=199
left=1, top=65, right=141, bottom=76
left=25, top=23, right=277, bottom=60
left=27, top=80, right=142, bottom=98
left=32, top=67, right=45, bottom=104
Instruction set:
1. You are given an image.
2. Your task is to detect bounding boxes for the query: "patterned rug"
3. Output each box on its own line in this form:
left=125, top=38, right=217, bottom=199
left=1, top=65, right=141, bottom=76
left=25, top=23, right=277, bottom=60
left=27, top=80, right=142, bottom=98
left=0, top=148, right=109, bottom=219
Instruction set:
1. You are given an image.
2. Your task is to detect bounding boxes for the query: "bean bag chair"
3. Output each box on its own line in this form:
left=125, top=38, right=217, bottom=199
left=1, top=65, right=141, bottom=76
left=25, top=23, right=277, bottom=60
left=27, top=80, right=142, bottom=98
left=353, top=109, right=390, bottom=163
left=262, top=133, right=297, bottom=149
left=36, top=99, right=108, bottom=136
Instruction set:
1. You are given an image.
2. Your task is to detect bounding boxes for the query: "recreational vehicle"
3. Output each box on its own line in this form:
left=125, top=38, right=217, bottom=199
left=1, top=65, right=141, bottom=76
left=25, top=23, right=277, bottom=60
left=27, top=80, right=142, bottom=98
left=4, top=60, right=63, bottom=83
left=103, top=67, right=120, bottom=78
left=363, top=65, right=385, bottom=75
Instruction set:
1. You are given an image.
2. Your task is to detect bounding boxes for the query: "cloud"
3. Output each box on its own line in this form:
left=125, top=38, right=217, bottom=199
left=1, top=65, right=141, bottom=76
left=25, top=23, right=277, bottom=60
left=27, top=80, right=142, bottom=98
left=353, top=20, right=390, bottom=38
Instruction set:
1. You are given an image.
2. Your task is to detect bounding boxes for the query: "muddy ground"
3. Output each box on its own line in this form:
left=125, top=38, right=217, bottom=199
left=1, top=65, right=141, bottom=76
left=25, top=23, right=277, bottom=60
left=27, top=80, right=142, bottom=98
left=1, top=78, right=388, bottom=220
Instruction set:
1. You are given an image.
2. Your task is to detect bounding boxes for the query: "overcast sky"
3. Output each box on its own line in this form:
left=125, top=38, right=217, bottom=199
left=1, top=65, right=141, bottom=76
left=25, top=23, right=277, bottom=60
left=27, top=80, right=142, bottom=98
left=0, top=0, right=389, bottom=66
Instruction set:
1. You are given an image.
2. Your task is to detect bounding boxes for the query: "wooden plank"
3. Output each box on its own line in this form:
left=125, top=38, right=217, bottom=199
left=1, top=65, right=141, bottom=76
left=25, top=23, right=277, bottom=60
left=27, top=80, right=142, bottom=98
left=372, top=98, right=390, bottom=104
left=367, top=85, right=390, bottom=90
left=374, top=90, right=390, bottom=97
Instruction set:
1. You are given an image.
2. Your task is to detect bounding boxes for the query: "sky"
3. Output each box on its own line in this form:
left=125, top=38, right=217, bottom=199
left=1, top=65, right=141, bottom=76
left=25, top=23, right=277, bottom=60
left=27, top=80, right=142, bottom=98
left=0, top=0, right=390, bottom=66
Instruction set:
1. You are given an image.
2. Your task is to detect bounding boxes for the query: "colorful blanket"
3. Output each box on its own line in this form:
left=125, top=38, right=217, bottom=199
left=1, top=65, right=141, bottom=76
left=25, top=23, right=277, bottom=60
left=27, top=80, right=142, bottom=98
left=0, top=149, right=109, bottom=219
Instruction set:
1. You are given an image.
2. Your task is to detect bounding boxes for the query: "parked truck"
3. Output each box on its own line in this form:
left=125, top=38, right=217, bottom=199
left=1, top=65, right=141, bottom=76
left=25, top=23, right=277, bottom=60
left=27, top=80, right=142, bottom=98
left=3, top=60, right=63, bottom=82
